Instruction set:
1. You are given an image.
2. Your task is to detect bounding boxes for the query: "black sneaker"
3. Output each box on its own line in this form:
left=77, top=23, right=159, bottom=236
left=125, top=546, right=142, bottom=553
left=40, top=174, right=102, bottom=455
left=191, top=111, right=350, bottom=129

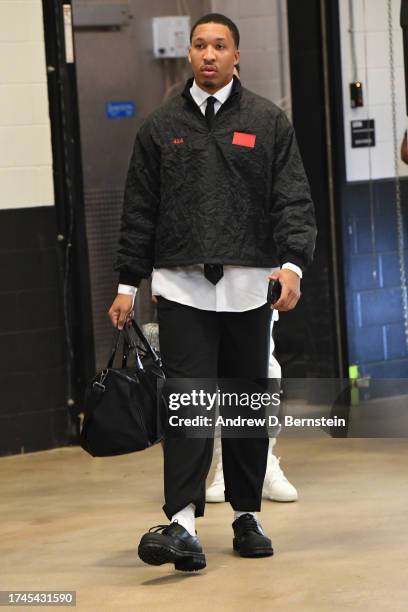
left=138, top=521, right=206, bottom=572
left=232, top=513, right=274, bottom=558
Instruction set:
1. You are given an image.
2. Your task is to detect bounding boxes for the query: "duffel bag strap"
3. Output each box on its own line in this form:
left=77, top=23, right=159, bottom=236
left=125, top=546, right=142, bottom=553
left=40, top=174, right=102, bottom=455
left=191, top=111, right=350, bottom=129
left=106, top=323, right=148, bottom=371
left=129, top=318, right=162, bottom=367
left=106, top=326, right=122, bottom=369
left=122, top=324, right=145, bottom=370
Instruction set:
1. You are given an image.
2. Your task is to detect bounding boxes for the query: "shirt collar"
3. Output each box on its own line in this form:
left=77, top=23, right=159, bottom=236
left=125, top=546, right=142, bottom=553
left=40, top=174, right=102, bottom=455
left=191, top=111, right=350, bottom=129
left=190, top=77, right=234, bottom=109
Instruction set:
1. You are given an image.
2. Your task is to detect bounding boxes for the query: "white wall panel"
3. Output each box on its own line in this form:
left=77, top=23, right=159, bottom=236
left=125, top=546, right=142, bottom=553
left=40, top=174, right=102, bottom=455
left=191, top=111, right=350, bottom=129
left=339, top=0, right=407, bottom=181
left=0, top=1, right=54, bottom=208
left=211, top=0, right=291, bottom=111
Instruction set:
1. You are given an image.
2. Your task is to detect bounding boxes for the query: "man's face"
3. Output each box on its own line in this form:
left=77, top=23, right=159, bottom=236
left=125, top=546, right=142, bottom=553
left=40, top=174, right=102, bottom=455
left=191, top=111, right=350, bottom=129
left=188, top=22, right=240, bottom=93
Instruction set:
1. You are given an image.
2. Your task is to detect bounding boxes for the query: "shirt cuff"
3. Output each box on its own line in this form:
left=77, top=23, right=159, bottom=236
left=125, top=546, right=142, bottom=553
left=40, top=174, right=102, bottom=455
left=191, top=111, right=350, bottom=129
left=118, top=284, right=137, bottom=305
left=282, top=262, right=303, bottom=279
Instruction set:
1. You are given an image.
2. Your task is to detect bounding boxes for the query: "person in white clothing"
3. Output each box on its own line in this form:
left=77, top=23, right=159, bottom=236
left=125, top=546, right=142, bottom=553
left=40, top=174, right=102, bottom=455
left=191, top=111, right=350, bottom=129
left=206, top=310, right=298, bottom=503
left=205, top=64, right=298, bottom=505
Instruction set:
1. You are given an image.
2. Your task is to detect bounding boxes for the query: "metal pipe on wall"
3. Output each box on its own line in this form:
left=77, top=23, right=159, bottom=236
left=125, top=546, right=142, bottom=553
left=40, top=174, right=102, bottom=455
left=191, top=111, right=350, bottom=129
left=401, top=0, right=408, bottom=114
left=320, top=0, right=346, bottom=381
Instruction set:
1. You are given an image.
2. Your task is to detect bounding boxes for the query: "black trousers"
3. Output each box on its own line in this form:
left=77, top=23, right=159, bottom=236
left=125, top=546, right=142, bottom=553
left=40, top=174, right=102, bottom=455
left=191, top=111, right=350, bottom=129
left=157, top=297, right=272, bottom=520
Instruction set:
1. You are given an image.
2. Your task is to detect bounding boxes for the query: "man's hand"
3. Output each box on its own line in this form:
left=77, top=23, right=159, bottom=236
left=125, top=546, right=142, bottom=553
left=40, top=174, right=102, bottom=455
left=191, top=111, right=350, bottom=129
left=268, top=268, right=301, bottom=311
left=108, top=294, right=134, bottom=329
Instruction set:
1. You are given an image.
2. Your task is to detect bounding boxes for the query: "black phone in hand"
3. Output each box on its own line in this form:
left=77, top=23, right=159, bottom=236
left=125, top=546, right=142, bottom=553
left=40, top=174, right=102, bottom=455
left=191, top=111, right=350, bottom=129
left=267, top=279, right=282, bottom=305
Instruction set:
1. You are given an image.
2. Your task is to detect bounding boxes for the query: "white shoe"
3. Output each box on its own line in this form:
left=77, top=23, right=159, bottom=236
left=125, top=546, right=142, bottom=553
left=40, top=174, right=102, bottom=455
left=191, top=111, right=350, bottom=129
left=206, top=456, right=225, bottom=503
left=206, top=438, right=225, bottom=503
left=262, top=454, right=298, bottom=502
left=206, top=440, right=298, bottom=504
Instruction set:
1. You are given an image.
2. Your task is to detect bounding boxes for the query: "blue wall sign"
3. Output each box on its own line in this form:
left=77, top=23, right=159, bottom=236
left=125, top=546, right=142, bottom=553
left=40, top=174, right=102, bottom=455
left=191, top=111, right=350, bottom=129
left=106, top=101, right=136, bottom=119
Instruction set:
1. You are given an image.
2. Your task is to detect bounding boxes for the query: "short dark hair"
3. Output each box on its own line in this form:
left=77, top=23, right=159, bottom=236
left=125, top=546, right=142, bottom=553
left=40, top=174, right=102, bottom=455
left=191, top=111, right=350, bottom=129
left=190, top=13, right=240, bottom=49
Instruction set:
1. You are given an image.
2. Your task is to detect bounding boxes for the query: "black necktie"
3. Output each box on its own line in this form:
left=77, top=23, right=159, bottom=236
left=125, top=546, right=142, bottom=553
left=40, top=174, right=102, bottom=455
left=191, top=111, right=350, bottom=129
left=205, top=96, right=216, bottom=129
left=204, top=264, right=224, bottom=285
left=204, top=97, right=222, bottom=284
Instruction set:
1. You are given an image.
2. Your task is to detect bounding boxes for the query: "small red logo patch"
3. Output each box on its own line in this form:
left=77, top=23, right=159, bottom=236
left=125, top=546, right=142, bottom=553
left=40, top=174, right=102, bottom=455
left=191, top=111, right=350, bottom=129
left=172, top=137, right=184, bottom=144
left=232, top=132, right=256, bottom=148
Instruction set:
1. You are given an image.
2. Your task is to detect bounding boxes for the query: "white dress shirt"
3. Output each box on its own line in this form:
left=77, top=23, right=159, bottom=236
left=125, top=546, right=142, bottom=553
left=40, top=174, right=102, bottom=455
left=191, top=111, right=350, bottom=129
left=118, top=77, right=302, bottom=317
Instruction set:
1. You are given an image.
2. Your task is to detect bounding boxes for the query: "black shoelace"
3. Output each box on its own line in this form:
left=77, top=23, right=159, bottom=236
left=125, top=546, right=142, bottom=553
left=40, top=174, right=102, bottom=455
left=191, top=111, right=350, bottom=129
left=148, top=519, right=181, bottom=534
left=237, top=513, right=261, bottom=534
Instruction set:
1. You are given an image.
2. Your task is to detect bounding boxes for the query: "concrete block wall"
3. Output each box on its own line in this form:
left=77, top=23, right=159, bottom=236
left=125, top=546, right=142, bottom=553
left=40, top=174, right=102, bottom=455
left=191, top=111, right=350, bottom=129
left=337, top=0, right=408, bottom=379
left=339, top=0, right=408, bottom=181
left=0, top=1, right=68, bottom=455
left=343, top=179, right=408, bottom=378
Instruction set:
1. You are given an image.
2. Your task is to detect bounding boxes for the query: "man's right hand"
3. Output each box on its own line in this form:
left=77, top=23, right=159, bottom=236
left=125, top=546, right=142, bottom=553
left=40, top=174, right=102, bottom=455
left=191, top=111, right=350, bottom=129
left=108, top=294, right=134, bottom=330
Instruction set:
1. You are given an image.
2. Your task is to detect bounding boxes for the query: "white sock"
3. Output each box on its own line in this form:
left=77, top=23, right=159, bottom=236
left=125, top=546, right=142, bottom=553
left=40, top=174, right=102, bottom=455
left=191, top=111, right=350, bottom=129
left=234, top=511, right=265, bottom=535
left=234, top=510, right=257, bottom=521
left=171, top=503, right=196, bottom=536
left=269, top=437, right=277, bottom=453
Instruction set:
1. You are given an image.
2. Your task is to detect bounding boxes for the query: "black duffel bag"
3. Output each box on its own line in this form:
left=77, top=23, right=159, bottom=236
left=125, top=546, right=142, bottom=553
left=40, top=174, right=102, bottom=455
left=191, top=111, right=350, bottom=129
left=80, top=319, right=166, bottom=457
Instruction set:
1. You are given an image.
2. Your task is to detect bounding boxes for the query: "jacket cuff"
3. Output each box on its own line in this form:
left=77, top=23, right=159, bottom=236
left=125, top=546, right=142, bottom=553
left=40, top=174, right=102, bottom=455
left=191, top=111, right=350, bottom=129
left=118, top=272, right=142, bottom=287
left=279, top=252, right=305, bottom=272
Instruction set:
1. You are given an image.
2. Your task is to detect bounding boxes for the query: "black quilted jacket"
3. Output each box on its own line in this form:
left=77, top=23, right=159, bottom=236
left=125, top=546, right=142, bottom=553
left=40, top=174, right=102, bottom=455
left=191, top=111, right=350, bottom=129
left=115, top=75, right=317, bottom=287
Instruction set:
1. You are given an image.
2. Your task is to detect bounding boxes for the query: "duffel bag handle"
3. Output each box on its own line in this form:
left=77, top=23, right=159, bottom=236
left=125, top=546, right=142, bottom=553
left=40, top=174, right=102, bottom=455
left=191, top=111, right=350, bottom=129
left=106, top=326, right=122, bottom=369
left=122, top=324, right=145, bottom=370
left=106, top=324, right=139, bottom=370
left=128, top=318, right=162, bottom=367
left=106, top=319, right=161, bottom=370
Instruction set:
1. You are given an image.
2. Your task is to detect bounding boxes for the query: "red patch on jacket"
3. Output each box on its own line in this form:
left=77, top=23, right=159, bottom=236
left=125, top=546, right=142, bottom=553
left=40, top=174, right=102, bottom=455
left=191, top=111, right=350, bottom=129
left=232, top=132, right=256, bottom=148
left=172, top=137, right=184, bottom=144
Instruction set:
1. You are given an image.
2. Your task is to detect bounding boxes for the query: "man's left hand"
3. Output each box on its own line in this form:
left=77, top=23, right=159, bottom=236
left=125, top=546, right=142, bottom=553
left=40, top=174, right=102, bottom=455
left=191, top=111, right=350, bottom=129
left=268, top=268, right=301, bottom=311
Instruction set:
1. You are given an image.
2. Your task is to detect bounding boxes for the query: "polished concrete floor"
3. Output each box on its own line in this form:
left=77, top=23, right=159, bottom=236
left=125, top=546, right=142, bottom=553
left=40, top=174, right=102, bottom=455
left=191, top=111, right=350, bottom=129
left=1, top=438, right=408, bottom=612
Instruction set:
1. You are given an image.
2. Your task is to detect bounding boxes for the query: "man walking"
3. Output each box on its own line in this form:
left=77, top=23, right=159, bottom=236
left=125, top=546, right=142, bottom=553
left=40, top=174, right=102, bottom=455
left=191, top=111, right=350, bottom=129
left=109, top=13, right=317, bottom=572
